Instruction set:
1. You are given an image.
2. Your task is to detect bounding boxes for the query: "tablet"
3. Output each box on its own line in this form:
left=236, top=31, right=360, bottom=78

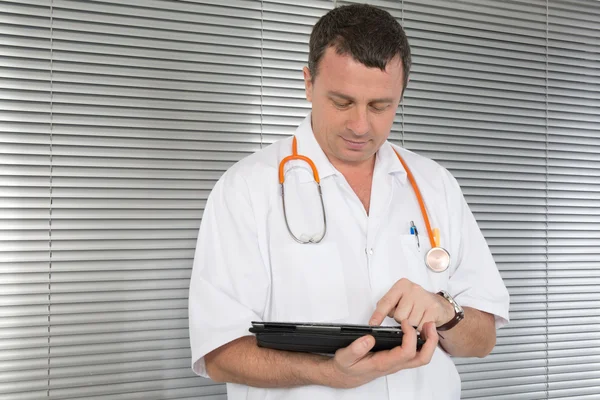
left=249, top=321, right=425, bottom=354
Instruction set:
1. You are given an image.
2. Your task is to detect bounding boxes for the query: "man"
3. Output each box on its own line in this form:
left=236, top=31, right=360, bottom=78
left=189, top=4, right=509, bottom=399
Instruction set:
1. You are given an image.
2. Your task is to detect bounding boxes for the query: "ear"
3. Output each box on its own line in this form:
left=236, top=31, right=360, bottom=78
left=303, top=66, right=313, bottom=103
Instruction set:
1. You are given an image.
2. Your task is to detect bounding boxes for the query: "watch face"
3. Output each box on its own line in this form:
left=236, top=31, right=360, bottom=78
left=440, top=290, right=463, bottom=313
left=455, top=302, right=464, bottom=314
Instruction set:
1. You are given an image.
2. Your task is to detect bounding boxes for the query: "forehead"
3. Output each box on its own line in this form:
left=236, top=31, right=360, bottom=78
left=315, top=47, right=404, bottom=98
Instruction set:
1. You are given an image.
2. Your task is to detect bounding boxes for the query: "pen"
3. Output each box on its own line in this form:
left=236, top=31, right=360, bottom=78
left=410, top=220, right=420, bottom=249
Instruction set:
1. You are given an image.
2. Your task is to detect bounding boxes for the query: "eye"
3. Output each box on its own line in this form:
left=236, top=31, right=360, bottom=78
left=333, top=101, right=351, bottom=109
left=371, top=104, right=389, bottom=112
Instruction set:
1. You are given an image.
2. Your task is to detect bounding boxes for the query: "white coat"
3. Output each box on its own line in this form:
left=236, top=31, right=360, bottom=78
left=189, top=114, right=510, bottom=400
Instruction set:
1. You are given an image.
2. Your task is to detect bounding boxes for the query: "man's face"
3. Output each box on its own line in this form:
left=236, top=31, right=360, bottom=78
left=303, top=46, right=405, bottom=168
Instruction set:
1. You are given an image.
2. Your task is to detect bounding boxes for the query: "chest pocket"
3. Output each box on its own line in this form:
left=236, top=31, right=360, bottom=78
left=398, top=234, right=449, bottom=293
left=270, top=242, right=349, bottom=322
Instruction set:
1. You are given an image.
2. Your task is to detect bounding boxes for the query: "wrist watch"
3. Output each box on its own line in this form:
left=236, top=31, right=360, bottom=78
left=436, top=290, right=464, bottom=331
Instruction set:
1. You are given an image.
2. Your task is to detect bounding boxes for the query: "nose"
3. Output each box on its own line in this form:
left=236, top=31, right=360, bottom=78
left=347, top=106, right=369, bottom=136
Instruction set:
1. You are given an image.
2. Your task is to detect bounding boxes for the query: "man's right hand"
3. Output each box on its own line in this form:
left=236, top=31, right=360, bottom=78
left=321, top=320, right=439, bottom=389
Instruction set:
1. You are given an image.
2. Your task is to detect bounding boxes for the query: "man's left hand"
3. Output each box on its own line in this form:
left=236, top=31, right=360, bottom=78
left=369, top=278, right=454, bottom=331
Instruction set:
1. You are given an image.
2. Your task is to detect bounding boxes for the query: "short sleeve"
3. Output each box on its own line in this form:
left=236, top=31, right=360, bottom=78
left=188, top=170, right=270, bottom=377
left=443, top=169, right=510, bottom=329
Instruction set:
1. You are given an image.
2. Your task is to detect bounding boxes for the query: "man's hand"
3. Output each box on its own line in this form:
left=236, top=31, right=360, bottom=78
left=369, top=278, right=455, bottom=331
left=320, top=320, right=438, bottom=389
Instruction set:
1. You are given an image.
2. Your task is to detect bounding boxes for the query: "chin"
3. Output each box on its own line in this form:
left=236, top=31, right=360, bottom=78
left=339, top=151, right=371, bottom=164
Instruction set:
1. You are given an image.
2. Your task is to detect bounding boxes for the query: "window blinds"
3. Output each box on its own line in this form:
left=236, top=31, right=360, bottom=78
left=1, top=0, right=598, bottom=399
left=547, top=1, right=600, bottom=398
left=1, top=1, right=53, bottom=399
left=401, top=0, right=550, bottom=398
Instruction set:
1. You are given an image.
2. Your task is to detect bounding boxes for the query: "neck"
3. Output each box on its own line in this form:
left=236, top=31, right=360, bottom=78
left=331, top=154, right=376, bottom=215
left=332, top=155, right=376, bottom=179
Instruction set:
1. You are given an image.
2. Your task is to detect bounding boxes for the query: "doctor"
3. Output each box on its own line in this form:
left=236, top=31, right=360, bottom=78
left=189, top=3, right=509, bottom=399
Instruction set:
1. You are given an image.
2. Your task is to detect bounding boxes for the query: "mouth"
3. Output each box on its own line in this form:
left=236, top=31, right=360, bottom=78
left=341, top=137, right=369, bottom=150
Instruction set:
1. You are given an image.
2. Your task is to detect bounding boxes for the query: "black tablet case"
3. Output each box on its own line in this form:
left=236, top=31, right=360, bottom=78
left=249, top=321, right=425, bottom=354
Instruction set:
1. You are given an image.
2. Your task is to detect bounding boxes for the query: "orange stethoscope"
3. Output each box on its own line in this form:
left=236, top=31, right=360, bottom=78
left=278, top=136, right=451, bottom=273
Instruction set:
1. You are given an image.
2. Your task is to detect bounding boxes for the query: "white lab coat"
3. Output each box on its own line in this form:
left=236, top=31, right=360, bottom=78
left=189, top=114, right=510, bottom=400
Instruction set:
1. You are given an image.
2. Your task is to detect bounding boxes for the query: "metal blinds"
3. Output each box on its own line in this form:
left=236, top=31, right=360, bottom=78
left=547, top=1, right=600, bottom=398
left=2, top=0, right=263, bottom=398
left=1, top=0, right=599, bottom=399
left=340, top=0, right=551, bottom=398
left=44, top=0, right=260, bottom=397
left=1, top=1, right=53, bottom=399
left=261, top=0, right=332, bottom=146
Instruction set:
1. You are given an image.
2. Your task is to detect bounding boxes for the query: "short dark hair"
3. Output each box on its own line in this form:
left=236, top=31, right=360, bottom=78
left=308, top=4, right=411, bottom=93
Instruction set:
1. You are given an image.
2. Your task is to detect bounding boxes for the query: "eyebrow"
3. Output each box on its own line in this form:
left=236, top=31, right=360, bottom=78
left=327, top=91, right=395, bottom=104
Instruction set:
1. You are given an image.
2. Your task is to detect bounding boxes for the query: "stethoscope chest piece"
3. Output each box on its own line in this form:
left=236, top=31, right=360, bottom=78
left=425, top=247, right=450, bottom=273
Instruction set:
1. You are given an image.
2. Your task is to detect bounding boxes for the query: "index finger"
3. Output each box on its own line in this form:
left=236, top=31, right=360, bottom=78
left=369, top=285, right=404, bottom=325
